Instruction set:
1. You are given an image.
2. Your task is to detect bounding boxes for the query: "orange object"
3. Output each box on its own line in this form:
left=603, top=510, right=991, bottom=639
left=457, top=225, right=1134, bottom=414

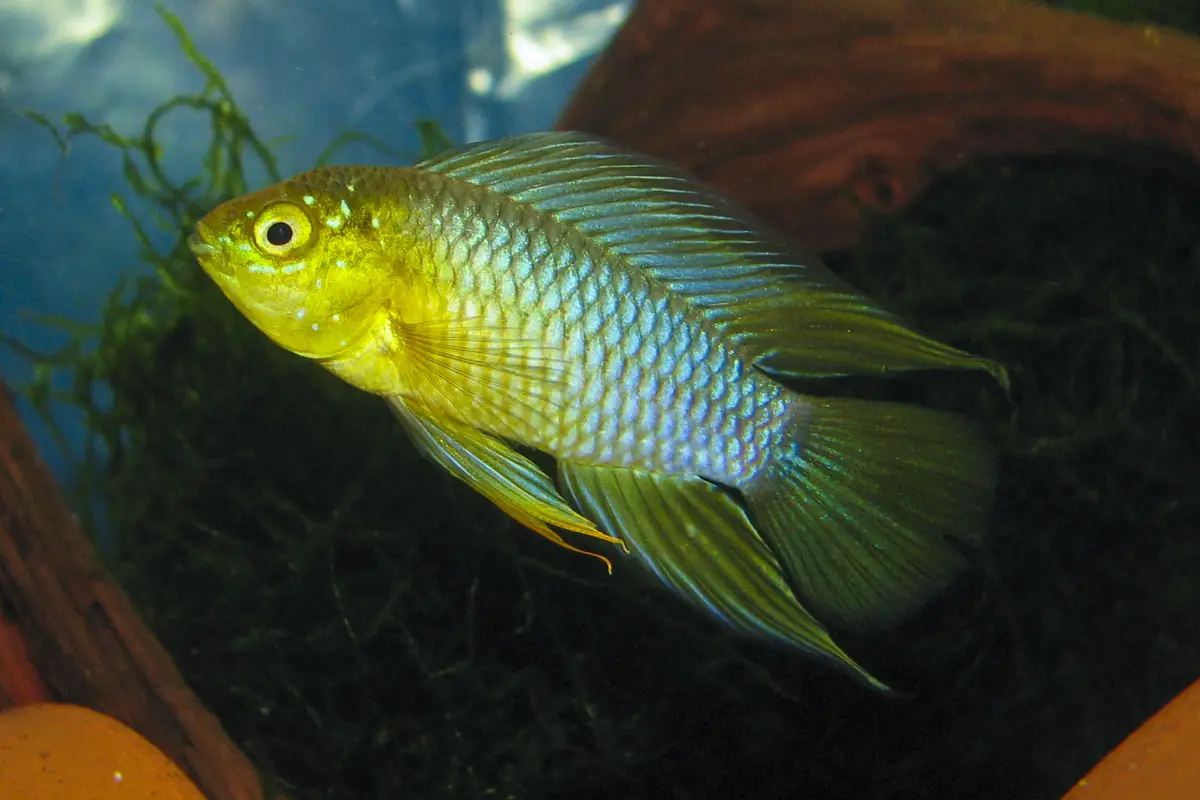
left=0, top=703, right=206, bottom=798
left=1063, top=678, right=1200, bottom=799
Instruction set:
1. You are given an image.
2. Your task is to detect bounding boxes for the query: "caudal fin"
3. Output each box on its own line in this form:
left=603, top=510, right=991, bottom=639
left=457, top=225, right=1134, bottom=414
left=744, top=397, right=995, bottom=632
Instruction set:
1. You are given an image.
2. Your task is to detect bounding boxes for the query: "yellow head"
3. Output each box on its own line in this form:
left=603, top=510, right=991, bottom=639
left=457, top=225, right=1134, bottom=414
left=188, top=167, right=409, bottom=359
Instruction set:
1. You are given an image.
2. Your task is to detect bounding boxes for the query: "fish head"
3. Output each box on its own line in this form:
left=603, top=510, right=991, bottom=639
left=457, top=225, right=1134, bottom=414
left=188, top=167, right=403, bottom=360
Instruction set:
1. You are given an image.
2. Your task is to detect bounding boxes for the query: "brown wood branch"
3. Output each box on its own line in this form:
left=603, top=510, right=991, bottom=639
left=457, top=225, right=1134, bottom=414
left=557, top=0, right=1200, bottom=251
left=0, top=606, right=48, bottom=706
left=0, top=378, right=265, bottom=799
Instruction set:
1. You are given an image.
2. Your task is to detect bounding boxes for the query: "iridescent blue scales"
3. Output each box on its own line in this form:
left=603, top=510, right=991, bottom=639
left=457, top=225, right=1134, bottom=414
left=414, top=165, right=790, bottom=482
left=189, top=131, right=1008, bottom=689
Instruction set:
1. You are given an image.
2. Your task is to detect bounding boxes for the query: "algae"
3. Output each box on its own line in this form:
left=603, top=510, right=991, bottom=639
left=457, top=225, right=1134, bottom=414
left=7, top=2, right=1200, bottom=798
left=1051, top=0, right=1199, bottom=28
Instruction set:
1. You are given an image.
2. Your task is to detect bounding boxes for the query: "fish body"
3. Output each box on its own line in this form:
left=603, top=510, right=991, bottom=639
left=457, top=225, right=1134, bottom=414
left=190, top=132, right=1005, bottom=689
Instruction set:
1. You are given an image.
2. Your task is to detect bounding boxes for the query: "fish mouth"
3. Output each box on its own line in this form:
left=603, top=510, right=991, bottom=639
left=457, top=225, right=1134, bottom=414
left=187, top=221, right=217, bottom=257
left=187, top=231, right=216, bottom=257
left=187, top=222, right=233, bottom=277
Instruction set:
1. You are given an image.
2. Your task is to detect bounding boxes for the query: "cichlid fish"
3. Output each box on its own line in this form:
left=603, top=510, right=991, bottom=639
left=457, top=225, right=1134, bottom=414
left=189, top=132, right=1005, bottom=689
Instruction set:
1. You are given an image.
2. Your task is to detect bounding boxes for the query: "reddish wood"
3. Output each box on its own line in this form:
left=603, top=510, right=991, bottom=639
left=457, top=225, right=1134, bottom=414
left=0, top=378, right=266, bottom=799
left=0, top=607, right=48, bottom=707
left=558, top=0, right=1200, bottom=251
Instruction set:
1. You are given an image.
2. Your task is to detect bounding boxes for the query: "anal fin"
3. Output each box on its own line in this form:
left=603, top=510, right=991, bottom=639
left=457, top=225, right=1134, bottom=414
left=557, top=460, right=887, bottom=690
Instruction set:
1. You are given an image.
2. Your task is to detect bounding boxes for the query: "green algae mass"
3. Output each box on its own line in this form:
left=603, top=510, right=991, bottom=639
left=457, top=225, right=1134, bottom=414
left=10, top=3, right=1199, bottom=798
left=1063, top=0, right=1198, bottom=27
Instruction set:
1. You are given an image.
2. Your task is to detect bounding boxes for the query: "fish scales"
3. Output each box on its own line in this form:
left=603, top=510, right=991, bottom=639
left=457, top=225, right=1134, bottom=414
left=413, top=169, right=788, bottom=485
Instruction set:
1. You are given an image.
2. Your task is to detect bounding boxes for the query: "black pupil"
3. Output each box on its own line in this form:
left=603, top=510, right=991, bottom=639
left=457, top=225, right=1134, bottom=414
left=266, top=221, right=293, bottom=246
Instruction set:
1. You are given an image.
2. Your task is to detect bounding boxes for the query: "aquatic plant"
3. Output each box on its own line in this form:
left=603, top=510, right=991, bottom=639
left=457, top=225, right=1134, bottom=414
left=6, top=1, right=1199, bottom=798
left=1060, top=0, right=1198, bottom=28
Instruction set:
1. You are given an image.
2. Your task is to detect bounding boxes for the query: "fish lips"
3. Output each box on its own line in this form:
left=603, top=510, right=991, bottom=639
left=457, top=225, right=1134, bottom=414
left=187, top=222, right=232, bottom=278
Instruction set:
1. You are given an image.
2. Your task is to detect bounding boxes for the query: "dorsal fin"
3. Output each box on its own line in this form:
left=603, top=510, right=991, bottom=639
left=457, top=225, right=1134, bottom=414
left=416, top=132, right=1005, bottom=384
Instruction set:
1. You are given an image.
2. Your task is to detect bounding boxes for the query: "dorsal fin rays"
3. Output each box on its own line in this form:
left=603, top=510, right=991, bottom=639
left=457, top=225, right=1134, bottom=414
left=416, top=132, right=1005, bottom=384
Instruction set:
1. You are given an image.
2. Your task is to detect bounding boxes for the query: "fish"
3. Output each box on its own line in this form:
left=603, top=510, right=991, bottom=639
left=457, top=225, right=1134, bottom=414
left=188, top=131, right=1006, bottom=689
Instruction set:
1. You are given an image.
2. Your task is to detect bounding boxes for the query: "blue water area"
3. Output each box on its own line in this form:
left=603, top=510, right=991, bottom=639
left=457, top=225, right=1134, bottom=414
left=0, top=0, right=630, bottom=496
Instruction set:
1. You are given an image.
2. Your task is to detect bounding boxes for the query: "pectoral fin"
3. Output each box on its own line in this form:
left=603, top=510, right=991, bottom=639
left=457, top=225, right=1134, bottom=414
left=388, top=397, right=622, bottom=569
left=557, top=460, right=887, bottom=689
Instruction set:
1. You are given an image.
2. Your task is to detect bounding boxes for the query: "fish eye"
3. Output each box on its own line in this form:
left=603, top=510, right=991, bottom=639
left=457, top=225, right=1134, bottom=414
left=252, top=202, right=314, bottom=257
left=266, top=221, right=292, bottom=246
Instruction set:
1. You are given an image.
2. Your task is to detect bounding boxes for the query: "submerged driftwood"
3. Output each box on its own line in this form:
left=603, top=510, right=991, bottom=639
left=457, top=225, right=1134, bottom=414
left=0, top=378, right=266, bottom=799
left=558, top=0, right=1200, bottom=251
